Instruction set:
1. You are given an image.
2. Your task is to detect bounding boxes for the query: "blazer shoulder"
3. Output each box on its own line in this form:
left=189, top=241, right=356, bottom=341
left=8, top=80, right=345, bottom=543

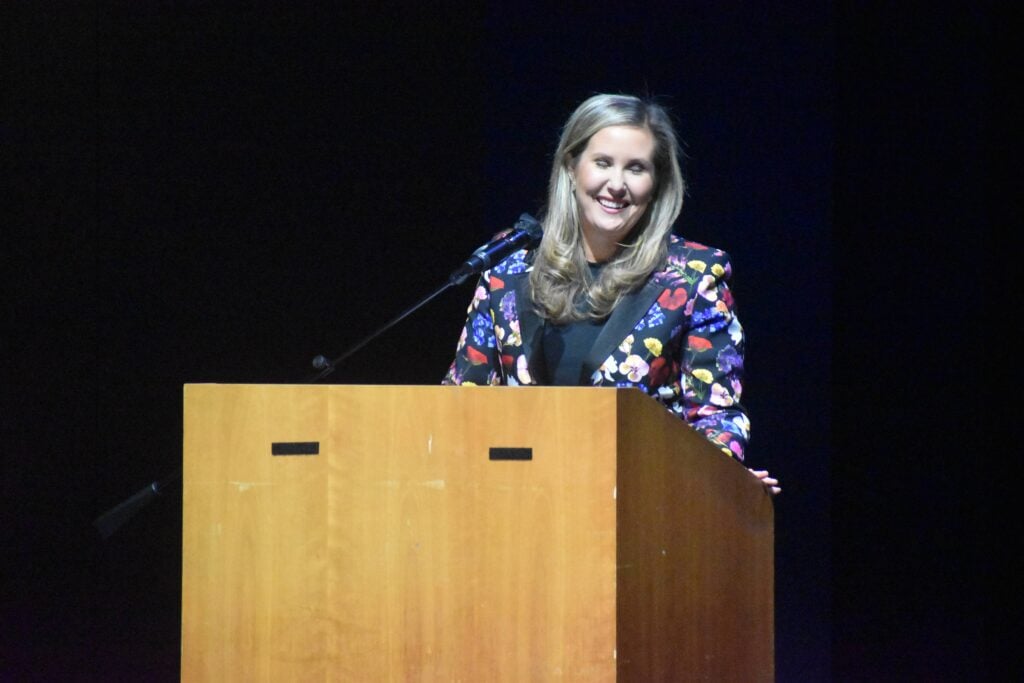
left=665, top=234, right=734, bottom=275
left=489, top=247, right=535, bottom=277
left=668, top=234, right=731, bottom=259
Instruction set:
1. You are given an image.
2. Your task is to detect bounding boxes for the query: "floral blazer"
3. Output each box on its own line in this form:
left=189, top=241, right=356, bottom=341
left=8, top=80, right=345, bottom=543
left=442, top=235, right=750, bottom=461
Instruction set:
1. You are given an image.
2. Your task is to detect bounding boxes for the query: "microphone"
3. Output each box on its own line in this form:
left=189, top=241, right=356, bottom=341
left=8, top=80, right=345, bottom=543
left=449, top=213, right=542, bottom=285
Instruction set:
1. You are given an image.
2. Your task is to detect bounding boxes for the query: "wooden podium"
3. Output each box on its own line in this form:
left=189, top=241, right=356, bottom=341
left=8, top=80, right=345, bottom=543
left=181, top=384, right=773, bottom=681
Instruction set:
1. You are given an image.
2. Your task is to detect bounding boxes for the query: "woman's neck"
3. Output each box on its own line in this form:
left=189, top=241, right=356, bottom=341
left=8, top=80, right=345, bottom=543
left=582, top=236, right=620, bottom=264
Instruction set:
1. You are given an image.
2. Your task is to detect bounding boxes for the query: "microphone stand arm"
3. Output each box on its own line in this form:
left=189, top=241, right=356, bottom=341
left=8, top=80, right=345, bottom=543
left=308, top=217, right=543, bottom=382
left=307, top=279, right=455, bottom=382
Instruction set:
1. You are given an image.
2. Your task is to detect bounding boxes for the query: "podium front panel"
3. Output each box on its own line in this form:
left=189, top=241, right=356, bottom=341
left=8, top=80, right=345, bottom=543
left=182, top=384, right=621, bottom=681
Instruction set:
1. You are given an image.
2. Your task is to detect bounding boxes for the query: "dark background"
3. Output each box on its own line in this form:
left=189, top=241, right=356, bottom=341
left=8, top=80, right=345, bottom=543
left=3, top=3, right=994, bottom=681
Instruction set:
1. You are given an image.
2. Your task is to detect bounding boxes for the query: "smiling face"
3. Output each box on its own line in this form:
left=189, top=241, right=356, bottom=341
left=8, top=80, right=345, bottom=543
left=570, top=124, right=657, bottom=262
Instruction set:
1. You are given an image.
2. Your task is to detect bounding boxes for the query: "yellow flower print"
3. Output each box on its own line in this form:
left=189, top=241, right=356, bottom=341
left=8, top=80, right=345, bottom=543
left=643, top=338, right=663, bottom=356
left=692, top=368, right=714, bottom=384
left=711, top=263, right=726, bottom=277
left=688, top=260, right=707, bottom=273
left=710, top=382, right=735, bottom=407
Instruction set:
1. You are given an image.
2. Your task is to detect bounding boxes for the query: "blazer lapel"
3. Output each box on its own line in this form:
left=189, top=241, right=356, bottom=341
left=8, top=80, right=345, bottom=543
left=579, top=279, right=664, bottom=384
left=512, top=274, right=548, bottom=384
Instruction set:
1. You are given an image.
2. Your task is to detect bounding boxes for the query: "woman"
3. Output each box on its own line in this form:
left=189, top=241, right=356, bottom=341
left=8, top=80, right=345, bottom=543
left=443, top=93, right=779, bottom=495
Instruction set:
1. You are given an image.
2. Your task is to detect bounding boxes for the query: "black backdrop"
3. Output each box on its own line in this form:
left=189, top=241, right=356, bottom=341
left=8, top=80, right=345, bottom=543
left=3, top=3, right=993, bottom=681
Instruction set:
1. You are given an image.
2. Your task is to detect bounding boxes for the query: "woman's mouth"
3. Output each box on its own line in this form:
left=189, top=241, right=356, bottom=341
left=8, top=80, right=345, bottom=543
left=597, top=197, right=628, bottom=211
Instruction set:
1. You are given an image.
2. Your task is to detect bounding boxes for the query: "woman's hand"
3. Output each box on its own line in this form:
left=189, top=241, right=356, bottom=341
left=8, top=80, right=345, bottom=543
left=749, top=469, right=781, bottom=496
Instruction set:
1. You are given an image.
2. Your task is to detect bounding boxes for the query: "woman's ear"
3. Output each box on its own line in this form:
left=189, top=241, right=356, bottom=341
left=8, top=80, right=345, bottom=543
left=565, top=152, right=577, bottom=179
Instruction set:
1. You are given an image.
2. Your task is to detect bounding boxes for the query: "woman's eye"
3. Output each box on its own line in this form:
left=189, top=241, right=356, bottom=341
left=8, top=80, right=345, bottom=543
left=594, top=159, right=610, bottom=168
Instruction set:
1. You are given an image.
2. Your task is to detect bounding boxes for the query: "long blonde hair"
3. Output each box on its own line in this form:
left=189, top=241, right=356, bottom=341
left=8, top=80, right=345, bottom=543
left=529, top=94, right=685, bottom=323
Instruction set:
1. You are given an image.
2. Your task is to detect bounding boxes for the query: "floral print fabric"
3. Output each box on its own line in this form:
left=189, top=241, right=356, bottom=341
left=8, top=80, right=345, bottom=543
left=442, top=235, right=750, bottom=461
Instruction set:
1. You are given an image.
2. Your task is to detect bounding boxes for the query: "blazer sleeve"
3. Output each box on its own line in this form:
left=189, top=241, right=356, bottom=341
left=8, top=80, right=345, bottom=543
left=677, top=250, right=751, bottom=461
left=441, top=271, right=503, bottom=386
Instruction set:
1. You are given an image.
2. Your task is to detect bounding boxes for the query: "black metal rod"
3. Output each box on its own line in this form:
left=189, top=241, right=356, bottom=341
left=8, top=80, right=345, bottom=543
left=93, top=471, right=181, bottom=539
left=306, top=280, right=453, bottom=382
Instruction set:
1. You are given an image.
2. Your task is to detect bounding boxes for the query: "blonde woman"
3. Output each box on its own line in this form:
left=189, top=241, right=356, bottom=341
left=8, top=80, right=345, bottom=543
left=444, top=93, right=778, bottom=495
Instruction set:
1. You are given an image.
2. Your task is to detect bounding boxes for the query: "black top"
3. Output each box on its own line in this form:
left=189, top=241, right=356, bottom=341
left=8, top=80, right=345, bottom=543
left=541, top=262, right=609, bottom=386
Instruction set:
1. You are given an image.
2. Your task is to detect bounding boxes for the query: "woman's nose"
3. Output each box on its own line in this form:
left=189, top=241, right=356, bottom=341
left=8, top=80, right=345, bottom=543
left=606, top=170, right=626, bottom=193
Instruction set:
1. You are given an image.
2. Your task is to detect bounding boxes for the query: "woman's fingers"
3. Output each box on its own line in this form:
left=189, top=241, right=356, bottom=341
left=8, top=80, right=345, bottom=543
left=749, top=469, right=781, bottom=496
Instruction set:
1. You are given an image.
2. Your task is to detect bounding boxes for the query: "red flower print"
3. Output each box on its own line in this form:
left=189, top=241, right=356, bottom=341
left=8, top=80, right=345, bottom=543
left=490, top=276, right=505, bottom=290
left=648, top=356, right=671, bottom=387
left=657, top=288, right=688, bottom=310
left=688, top=336, right=713, bottom=352
left=467, top=346, right=489, bottom=365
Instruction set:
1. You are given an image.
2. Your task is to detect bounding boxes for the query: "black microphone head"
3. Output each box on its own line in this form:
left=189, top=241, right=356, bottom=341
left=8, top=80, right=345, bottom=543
left=515, top=213, right=543, bottom=243
left=449, top=213, right=543, bottom=286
